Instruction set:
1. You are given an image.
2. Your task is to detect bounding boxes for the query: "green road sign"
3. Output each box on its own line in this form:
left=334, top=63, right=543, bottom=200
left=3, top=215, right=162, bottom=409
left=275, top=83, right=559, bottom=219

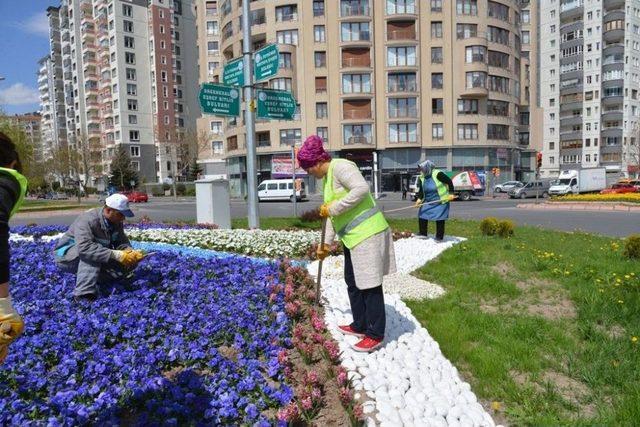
left=256, top=89, right=297, bottom=120
left=199, top=83, right=240, bottom=117
left=223, top=58, right=244, bottom=86
left=254, top=44, right=279, bottom=82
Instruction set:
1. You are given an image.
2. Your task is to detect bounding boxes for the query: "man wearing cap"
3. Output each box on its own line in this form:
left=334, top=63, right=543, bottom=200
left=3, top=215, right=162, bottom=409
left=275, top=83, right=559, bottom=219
left=53, top=194, right=144, bottom=302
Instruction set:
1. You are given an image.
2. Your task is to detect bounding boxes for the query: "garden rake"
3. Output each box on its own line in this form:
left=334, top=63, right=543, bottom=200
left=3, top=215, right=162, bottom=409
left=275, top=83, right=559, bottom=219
left=315, top=217, right=327, bottom=305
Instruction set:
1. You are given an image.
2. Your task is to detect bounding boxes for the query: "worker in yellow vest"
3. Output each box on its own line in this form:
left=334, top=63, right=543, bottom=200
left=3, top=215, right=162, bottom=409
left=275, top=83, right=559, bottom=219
left=298, top=135, right=396, bottom=352
left=0, top=132, right=27, bottom=364
left=414, top=160, right=455, bottom=241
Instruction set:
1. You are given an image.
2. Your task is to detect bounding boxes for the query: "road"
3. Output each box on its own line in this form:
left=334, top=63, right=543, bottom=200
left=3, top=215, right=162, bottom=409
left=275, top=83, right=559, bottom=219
left=12, top=193, right=639, bottom=237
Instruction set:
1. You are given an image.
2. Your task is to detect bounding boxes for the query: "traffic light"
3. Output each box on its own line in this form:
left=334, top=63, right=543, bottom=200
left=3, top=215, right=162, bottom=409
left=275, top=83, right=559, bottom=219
left=536, top=152, right=543, bottom=170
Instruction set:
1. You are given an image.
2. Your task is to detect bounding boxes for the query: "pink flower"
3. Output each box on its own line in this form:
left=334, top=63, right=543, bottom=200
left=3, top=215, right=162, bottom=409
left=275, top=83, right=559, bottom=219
left=323, top=340, right=340, bottom=362
left=276, top=402, right=299, bottom=422
left=301, top=396, right=313, bottom=410
left=337, top=369, right=348, bottom=386
left=306, top=370, right=319, bottom=385
left=339, top=387, right=353, bottom=406
left=311, top=332, right=324, bottom=344
left=352, top=403, right=364, bottom=419
left=311, top=387, right=322, bottom=401
left=285, top=301, right=299, bottom=317
left=278, top=349, right=289, bottom=365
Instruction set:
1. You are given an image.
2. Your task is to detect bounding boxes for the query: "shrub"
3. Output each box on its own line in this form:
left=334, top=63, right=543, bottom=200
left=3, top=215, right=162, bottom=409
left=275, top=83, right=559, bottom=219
left=176, top=183, right=186, bottom=196
left=480, top=217, right=499, bottom=236
left=151, top=185, right=164, bottom=197
left=84, top=187, right=98, bottom=195
left=623, top=234, right=640, bottom=260
left=162, top=183, right=171, bottom=191
left=299, top=208, right=322, bottom=223
left=186, top=188, right=196, bottom=197
left=497, top=220, right=515, bottom=238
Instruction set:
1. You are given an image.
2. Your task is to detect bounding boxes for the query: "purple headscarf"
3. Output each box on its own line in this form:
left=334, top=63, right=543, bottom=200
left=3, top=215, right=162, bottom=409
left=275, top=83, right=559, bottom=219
left=297, top=135, right=331, bottom=169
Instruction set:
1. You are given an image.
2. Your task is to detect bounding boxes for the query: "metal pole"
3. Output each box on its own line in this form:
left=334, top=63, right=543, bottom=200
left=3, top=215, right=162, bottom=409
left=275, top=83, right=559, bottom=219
left=242, top=0, right=260, bottom=228
left=373, top=151, right=379, bottom=199
left=291, top=144, right=297, bottom=217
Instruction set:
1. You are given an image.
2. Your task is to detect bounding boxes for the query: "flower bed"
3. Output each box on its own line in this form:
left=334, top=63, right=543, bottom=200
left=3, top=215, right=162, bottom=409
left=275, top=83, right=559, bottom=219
left=551, top=193, right=640, bottom=203
left=1, top=239, right=292, bottom=425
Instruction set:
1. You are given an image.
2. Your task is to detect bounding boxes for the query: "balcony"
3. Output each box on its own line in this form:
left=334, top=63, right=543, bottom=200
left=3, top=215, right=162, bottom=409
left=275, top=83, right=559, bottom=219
left=344, top=135, right=373, bottom=145
left=601, top=109, right=623, bottom=120
left=342, top=55, right=371, bottom=68
left=603, top=24, right=625, bottom=43
left=276, top=13, right=298, bottom=23
left=387, top=82, right=417, bottom=93
left=388, top=108, right=417, bottom=119
left=560, top=0, right=583, bottom=20
left=559, top=115, right=582, bottom=126
left=603, top=9, right=625, bottom=24
left=341, top=32, right=371, bottom=45
left=387, top=28, right=416, bottom=41
left=343, top=100, right=372, bottom=120
left=559, top=130, right=582, bottom=141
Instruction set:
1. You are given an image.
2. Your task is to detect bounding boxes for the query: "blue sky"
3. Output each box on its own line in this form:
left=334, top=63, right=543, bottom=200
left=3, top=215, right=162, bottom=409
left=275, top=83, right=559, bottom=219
left=0, top=1, right=55, bottom=115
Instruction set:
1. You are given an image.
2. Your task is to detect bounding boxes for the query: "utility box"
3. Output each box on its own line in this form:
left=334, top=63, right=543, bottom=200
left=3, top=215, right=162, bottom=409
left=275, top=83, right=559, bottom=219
left=195, top=178, right=231, bottom=229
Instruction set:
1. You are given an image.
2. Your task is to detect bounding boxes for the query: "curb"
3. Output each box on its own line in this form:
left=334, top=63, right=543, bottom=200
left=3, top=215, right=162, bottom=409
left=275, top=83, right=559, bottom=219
left=517, top=202, right=640, bottom=212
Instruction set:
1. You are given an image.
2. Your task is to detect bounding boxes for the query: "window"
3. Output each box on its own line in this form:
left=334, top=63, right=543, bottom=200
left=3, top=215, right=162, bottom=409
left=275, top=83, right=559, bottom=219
left=458, top=124, right=478, bottom=139
left=126, top=83, right=137, bottom=96
left=388, top=72, right=416, bottom=92
left=457, top=0, right=477, bottom=16
left=522, top=31, right=530, bottom=44
left=430, top=0, right=442, bottom=12
left=487, top=124, right=509, bottom=140
left=124, top=36, right=135, bottom=49
left=487, top=99, right=509, bottom=116
left=456, top=24, right=477, bottom=39
left=314, top=51, right=326, bottom=68
left=130, top=145, right=140, bottom=157
left=431, top=22, right=443, bottom=38
left=341, top=22, right=369, bottom=41
left=316, top=102, right=328, bottom=119
left=432, top=123, right=444, bottom=139
left=280, top=128, right=302, bottom=146
left=128, top=114, right=137, bottom=124
left=206, top=21, right=219, bottom=35
left=123, top=20, right=134, bottom=33
left=271, top=78, right=293, bottom=91
left=388, top=0, right=416, bottom=14
left=314, top=25, right=326, bottom=43
left=313, top=0, right=325, bottom=17
left=522, top=10, right=530, bottom=23
left=466, top=72, right=486, bottom=88
left=465, top=46, right=486, bottom=63
left=342, top=74, right=371, bottom=93
left=431, top=47, right=443, bottom=64
left=431, top=73, right=443, bottom=89
left=129, top=130, right=140, bottom=142
left=274, top=53, right=291, bottom=70
left=488, top=1, right=509, bottom=22
left=122, top=4, right=132, bottom=17
left=432, top=98, right=443, bottom=114
left=212, top=141, right=224, bottom=154
left=125, top=52, right=135, bottom=64
left=388, top=97, right=417, bottom=118
left=277, top=30, right=299, bottom=45
left=488, top=26, right=509, bottom=45
left=457, top=99, right=478, bottom=114
left=387, top=46, right=416, bottom=66
left=488, top=75, right=509, bottom=94
left=488, top=51, right=509, bottom=69
left=207, top=41, right=219, bottom=54
left=127, top=99, right=138, bottom=111
left=302, top=128, right=323, bottom=147
left=275, top=5, right=298, bottom=22
left=315, top=76, right=327, bottom=93
left=130, top=161, right=140, bottom=171
left=210, top=121, right=223, bottom=134
left=344, top=124, right=372, bottom=145
left=389, top=123, right=417, bottom=143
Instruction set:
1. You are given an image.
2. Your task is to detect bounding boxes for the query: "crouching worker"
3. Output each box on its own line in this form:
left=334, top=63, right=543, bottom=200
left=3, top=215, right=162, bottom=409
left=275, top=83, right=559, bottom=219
left=54, top=194, right=144, bottom=302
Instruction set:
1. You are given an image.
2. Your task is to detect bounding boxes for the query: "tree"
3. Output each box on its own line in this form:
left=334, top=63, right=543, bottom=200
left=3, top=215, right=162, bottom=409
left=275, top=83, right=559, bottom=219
left=628, top=132, right=640, bottom=179
left=0, top=113, right=34, bottom=177
left=186, top=158, right=203, bottom=181
left=109, top=146, right=139, bottom=190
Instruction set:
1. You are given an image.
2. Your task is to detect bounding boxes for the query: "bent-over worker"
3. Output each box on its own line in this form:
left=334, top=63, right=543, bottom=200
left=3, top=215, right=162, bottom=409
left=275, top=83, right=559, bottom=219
left=415, top=160, right=455, bottom=242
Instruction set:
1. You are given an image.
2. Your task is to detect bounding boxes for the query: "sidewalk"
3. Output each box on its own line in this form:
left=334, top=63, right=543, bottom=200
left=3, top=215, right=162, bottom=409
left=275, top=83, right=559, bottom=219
left=518, top=201, right=640, bottom=212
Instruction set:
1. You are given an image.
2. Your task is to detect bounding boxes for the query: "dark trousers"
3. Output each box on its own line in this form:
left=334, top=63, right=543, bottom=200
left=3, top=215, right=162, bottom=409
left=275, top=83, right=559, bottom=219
left=343, top=245, right=385, bottom=340
left=402, top=191, right=407, bottom=200
left=419, top=218, right=445, bottom=240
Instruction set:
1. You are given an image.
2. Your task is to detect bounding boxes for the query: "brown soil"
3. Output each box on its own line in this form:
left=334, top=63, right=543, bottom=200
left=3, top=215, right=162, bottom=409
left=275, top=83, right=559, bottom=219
left=594, top=323, right=626, bottom=339
left=218, top=345, right=240, bottom=363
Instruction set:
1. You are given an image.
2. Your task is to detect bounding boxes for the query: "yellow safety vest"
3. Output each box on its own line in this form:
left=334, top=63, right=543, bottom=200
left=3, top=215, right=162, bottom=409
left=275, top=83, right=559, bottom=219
left=323, top=159, right=389, bottom=249
left=418, top=169, right=449, bottom=203
left=0, top=167, right=28, bottom=218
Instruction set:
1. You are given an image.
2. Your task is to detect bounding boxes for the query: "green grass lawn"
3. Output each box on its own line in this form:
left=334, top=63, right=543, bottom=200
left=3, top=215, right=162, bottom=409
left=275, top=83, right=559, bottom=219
left=19, top=199, right=98, bottom=213
left=234, top=216, right=639, bottom=425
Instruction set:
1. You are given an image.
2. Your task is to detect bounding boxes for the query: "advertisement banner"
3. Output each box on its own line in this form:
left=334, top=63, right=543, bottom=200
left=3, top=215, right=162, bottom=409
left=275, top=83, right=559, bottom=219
left=271, top=156, right=307, bottom=178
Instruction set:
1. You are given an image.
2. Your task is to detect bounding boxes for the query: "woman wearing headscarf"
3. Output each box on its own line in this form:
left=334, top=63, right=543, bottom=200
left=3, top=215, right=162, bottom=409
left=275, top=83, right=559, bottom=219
left=415, top=160, right=455, bottom=242
left=297, top=135, right=396, bottom=353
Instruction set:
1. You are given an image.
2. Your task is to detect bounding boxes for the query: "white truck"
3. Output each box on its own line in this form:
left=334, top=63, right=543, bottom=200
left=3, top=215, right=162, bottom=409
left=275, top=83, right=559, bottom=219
left=548, top=168, right=607, bottom=195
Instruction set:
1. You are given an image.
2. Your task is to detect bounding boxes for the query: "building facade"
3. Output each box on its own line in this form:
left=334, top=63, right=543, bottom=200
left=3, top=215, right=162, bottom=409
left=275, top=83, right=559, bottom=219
left=45, top=0, right=200, bottom=188
left=9, top=114, right=43, bottom=162
left=540, top=0, right=640, bottom=179
left=200, top=0, right=535, bottom=197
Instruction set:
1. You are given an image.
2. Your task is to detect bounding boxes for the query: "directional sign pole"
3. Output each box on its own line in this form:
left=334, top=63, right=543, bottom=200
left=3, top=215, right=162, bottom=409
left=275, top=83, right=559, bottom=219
left=242, top=0, right=260, bottom=228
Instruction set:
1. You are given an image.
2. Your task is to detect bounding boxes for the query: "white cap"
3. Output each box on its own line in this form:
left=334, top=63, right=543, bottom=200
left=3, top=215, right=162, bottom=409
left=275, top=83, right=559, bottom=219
left=105, top=194, right=134, bottom=217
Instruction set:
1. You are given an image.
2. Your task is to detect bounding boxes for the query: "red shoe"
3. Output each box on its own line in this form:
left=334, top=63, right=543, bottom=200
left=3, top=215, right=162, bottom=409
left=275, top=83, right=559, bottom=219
left=338, top=325, right=365, bottom=338
left=352, top=336, right=384, bottom=352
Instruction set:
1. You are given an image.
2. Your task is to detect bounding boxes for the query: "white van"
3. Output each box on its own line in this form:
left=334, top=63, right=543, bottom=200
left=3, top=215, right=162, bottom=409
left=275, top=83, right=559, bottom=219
left=257, top=179, right=307, bottom=202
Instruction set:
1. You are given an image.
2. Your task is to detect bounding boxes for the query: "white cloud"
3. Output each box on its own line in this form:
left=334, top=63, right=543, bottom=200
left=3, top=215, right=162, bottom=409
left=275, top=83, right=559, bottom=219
left=17, top=13, right=50, bottom=37
left=0, top=83, right=41, bottom=106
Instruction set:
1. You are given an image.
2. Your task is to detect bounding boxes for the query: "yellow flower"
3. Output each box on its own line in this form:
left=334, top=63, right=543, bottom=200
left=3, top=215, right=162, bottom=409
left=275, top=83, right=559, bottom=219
left=598, top=288, right=604, bottom=292
left=618, top=300, right=624, bottom=304
left=632, top=336, right=638, bottom=343
left=624, top=275, right=630, bottom=279
left=491, top=401, right=502, bottom=411
left=616, top=278, right=621, bottom=283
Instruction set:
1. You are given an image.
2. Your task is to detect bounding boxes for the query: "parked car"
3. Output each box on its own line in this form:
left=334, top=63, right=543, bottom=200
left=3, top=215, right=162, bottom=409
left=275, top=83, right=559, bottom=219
left=121, top=191, right=149, bottom=203
left=49, top=192, right=69, bottom=200
left=600, top=183, right=638, bottom=194
left=257, top=179, right=306, bottom=202
left=493, top=180, right=522, bottom=193
left=508, top=180, right=552, bottom=199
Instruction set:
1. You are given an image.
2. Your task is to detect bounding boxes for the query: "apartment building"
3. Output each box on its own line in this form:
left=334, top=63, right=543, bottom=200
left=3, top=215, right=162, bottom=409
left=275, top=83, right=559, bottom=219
left=540, top=0, right=640, bottom=179
left=38, top=6, right=68, bottom=162
left=195, top=0, right=226, bottom=176
left=47, top=0, right=199, bottom=188
left=200, top=0, right=533, bottom=197
left=8, top=113, right=43, bottom=162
